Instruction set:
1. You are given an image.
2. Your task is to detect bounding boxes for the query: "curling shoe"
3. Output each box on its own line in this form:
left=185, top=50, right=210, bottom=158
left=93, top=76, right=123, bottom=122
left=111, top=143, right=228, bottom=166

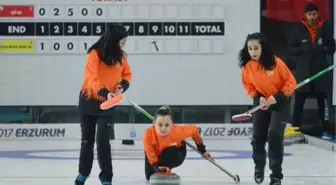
left=269, top=177, right=281, bottom=185
left=74, top=175, right=86, bottom=185
left=254, top=168, right=264, bottom=184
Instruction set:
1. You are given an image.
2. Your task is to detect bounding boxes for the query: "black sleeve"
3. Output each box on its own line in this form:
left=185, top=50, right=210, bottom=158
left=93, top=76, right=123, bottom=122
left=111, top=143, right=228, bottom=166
left=119, top=79, right=130, bottom=93
left=322, top=22, right=336, bottom=55
left=287, top=28, right=303, bottom=56
left=273, top=91, right=288, bottom=105
left=196, top=143, right=207, bottom=154
left=98, top=88, right=110, bottom=98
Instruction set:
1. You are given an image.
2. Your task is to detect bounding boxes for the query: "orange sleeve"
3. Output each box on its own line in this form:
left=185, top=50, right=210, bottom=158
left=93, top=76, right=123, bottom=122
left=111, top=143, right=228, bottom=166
left=179, top=125, right=207, bottom=153
left=84, top=50, right=109, bottom=98
left=121, top=57, right=132, bottom=82
left=142, top=129, right=159, bottom=165
left=241, top=67, right=258, bottom=97
left=180, top=125, right=202, bottom=145
left=277, top=58, right=297, bottom=96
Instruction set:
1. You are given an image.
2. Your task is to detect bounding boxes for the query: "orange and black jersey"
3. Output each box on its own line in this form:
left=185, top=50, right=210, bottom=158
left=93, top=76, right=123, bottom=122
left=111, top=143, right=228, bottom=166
left=78, top=49, right=132, bottom=114
left=241, top=56, right=296, bottom=103
left=143, top=124, right=206, bottom=165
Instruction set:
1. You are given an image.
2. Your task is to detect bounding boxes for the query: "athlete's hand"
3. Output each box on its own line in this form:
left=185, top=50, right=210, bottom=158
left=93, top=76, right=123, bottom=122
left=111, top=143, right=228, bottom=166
left=107, top=92, right=115, bottom=100
left=202, top=151, right=212, bottom=160
left=267, top=95, right=277, bottom=106
left=260, top=97, right=269, bottom=110
left=114, top=85, right=124, bottom=95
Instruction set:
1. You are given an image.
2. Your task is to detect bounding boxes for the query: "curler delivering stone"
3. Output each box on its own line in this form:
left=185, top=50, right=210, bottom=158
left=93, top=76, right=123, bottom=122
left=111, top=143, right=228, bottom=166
left=149, top=173, right=181, bottom=185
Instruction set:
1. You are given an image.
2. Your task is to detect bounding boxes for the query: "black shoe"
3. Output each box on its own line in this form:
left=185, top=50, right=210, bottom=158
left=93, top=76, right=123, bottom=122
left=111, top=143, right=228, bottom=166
left=74, top=175, right=86, bottom=185
left=269, top=178, right=281, bottom=185
left=254, top=168, right=264, bottom=184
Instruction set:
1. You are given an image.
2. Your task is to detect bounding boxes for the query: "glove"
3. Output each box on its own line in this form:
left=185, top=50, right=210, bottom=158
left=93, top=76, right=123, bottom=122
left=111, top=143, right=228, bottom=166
left=118, top=79, right=130, bottom=93
left=196, top=143, right=207, bottom=154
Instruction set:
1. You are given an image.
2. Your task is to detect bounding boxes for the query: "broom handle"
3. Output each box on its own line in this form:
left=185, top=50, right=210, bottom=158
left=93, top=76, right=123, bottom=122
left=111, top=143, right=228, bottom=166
left=245, top=65, right=335, bottom=115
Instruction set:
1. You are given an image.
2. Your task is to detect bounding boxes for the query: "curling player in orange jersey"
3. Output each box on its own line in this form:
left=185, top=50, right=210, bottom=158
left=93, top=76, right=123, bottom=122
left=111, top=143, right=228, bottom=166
left=142, top=105, right=212, bottom=181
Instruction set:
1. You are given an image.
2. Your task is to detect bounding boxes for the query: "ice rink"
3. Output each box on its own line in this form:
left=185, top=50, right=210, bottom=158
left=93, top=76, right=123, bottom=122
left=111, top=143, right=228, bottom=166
left=0, top=139, right=334, bottom=185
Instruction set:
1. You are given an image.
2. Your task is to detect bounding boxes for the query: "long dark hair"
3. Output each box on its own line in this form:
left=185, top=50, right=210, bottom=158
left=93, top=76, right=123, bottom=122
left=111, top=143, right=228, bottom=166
left=88, top=24, right=128, bottom=66
left=238, top=32, right=276, bottom=70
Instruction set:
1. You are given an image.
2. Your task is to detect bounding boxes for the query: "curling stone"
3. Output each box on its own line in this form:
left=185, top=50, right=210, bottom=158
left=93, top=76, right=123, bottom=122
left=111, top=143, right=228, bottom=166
left=149, top=173, right=180, bottom=185
left=283, top=132, right=305, bottom=146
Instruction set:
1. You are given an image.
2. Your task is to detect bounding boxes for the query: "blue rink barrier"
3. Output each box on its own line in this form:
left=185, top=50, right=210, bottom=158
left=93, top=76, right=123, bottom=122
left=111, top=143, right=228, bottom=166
left=0, top=149, right=292, bottom=160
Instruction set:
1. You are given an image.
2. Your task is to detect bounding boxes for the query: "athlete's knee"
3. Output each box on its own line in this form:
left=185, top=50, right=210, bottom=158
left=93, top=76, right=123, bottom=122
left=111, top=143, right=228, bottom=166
left=267, top=130, right=284, bottom=157
left=251, top=137, right=267, bottom=153
left=81, top=138, right=95, bottom=149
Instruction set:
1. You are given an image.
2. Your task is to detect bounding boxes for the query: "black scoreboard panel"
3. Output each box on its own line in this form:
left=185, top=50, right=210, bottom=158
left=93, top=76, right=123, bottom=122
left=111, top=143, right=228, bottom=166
left=0, top=22, right=225, bottom=36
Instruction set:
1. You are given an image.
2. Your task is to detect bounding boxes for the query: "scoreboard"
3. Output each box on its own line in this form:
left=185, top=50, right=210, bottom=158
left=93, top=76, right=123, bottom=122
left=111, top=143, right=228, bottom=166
left=0, top=1, right=225, bottom=54
left=0, top=0, right=260, bottom=106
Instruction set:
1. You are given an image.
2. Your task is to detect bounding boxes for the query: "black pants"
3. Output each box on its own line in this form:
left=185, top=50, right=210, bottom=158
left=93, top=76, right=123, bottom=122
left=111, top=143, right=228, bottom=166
left=293, top=91, right=327, bottom=128
left=144, top=145, right=187, bottom=180
left=77, top=113, right=114, bottom=182
left=251, top=104, right=290, bottom=180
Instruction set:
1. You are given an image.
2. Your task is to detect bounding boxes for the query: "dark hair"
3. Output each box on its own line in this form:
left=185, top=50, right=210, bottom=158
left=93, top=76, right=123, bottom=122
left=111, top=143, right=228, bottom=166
left=237, top=32, right=276, bottom=70
left=87, top=24, right=128, bottom=66
left=305, top=3, right=319, bottom=13
left=154, top=105, right=173, bottom=120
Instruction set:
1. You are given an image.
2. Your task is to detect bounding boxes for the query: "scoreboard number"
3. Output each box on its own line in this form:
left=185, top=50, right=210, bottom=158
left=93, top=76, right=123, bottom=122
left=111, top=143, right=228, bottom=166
left=163, top=23, right=176, bottom=35
left=96, top=8, right=103, bottom=16
left=50, top=6, right=64, bottom=18
left=39, top=8, right=46, bottom=16
left=92, top=23, right=105, bottom=35
left=35, top=40, right=93, bottom=53
left=149, top=22, right=162, bottom=35
left=53, top=8, right=60, bottom=16
left=81, top=8, right=88, bottom=16
left=67, top=8, right=74, bottom=16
